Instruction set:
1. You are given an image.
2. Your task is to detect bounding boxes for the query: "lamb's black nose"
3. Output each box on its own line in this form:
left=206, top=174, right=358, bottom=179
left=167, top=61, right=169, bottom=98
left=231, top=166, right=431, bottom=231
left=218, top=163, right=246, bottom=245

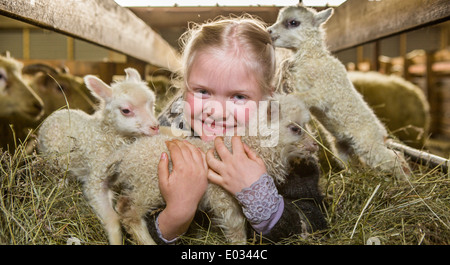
left=267, top=29, right=272, bottom=34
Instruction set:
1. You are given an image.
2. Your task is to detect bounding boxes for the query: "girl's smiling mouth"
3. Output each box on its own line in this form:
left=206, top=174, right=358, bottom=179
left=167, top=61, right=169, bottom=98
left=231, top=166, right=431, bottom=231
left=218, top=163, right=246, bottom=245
left=202, top=119, right=237, bottom=135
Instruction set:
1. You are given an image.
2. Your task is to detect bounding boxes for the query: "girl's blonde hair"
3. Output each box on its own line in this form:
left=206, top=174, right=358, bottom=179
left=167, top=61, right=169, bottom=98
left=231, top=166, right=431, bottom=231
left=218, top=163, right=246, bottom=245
left=177, top=15, right=276, bottom=95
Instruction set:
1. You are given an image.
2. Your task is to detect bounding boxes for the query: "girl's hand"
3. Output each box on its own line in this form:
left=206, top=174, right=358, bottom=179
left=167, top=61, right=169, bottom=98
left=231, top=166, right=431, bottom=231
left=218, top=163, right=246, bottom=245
left=206, top=136, right=267, bottom=195
left=157, top=139, right=208, bottom=240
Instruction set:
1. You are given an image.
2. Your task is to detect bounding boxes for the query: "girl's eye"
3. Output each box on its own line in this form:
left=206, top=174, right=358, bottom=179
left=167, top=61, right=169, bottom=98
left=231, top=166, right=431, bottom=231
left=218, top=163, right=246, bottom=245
left=233, top=94, right=247, bottom=102
left=194, top=89, right=210, bottom=98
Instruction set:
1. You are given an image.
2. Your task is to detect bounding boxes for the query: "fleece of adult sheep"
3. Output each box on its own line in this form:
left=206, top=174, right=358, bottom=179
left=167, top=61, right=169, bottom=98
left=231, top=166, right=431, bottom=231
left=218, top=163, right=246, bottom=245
left=348, top=71, right=430, bottom=148
left=268, top=5, right=411, bottom=179
left=0, top=54, right=44, bottom=151
left=37, top=68, right=159, bottom=245
left=105, top=93, right=318, bottom=245
left=23, top=63, right=99, bottom=125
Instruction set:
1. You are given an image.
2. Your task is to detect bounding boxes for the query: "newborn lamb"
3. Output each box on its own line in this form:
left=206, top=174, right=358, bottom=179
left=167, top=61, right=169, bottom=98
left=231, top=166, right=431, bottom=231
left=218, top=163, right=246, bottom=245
left=38, top=68, right=159, bottom=244
left=268, top=4, right=411, bottom=178
left=107, top=93, right=318, bottom=244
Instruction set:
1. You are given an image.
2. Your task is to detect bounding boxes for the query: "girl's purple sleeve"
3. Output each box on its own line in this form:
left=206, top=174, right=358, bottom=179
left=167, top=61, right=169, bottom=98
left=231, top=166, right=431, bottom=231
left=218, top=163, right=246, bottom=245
left=235, top=173, right=284, bottom=235
left=154, top=214, right=181, bottom=244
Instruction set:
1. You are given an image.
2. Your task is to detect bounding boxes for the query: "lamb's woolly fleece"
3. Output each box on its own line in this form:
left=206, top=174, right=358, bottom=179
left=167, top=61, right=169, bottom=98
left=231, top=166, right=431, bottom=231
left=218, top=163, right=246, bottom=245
left=37, top=68, right=158, bottom=245
left=269, top=5, right=411, bottom=178
left=108, top=93, right=317, bottom=245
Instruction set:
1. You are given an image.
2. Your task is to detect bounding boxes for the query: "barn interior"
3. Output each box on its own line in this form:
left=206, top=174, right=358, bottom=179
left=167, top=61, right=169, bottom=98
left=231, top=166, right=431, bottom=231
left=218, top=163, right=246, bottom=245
left=1, top=0, right=449, bottom=156
left=0, top=0, right=449, bottom=246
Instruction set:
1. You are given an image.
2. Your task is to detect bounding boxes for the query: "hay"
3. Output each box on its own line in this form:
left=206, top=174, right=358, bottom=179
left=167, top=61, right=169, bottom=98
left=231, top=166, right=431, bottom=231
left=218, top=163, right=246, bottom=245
left=0, top=146, right=106, bottom=245
left=317, top=165, right=450, bottom=245
left=1, top=142, right=449, bottom=245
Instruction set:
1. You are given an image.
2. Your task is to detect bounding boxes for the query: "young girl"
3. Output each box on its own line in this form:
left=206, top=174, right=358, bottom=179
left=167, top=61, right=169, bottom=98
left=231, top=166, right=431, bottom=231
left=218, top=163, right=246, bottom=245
left=147, top=16, right=327, bottom=244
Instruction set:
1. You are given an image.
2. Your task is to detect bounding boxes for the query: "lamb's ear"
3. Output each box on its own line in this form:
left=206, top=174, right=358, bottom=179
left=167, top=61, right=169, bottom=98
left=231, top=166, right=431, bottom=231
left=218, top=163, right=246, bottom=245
left=84, top=75, right=113, bottom=101
left=125, top=68, right=141, bottom=82
left=314, top=8, right=333, bottom=27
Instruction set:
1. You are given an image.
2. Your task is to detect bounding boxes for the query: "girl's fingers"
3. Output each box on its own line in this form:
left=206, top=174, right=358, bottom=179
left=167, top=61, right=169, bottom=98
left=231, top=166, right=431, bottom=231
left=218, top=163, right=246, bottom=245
left=207, top=168, right=223, bottom=186
left=172, top=139, right=192, bottom=161
left=214, top=137, right=231, bottom=161
left=181, top=140, right=205, bottom=166
left=166, top=141, right=184, bottom=168
left=243, top=143, right=258, bottom=161
left=231, top=136, right=245, bottom=155
left=206, top=148, right=224, bottom=174
left=158, top=152, right=170, bottom=186
left=200, top=149, right=208, bottom=171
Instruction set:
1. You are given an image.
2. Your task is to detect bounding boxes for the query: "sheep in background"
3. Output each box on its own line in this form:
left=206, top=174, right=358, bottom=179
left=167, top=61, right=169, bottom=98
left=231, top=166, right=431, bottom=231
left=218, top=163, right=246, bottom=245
left=348, top=71, right=430, bottom=148
left=106, top=93, right=318, bottom=244
left=0, top=53, right=44, bottom=152
left=268, top=5, right=411, bottom=179
left=23, top=63, right=99, bottom=121
left=38, top=68, right=159, bottom=245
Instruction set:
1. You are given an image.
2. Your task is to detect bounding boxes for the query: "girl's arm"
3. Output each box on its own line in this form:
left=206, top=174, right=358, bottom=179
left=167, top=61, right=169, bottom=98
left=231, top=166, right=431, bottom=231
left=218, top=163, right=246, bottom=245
left=153, top=139, right=209, bottom=243
left=255, top=158, right=328, bottom=242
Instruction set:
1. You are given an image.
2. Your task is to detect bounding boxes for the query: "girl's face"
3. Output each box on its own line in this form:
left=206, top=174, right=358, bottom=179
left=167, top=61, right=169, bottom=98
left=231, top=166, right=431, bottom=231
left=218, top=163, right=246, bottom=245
left=185, top=51, right=265, bottom=141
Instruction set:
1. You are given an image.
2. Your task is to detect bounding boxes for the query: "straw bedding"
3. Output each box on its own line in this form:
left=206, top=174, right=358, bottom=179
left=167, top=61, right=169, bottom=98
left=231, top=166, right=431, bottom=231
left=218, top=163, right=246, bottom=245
left=1, top=142, right=449, bottom=245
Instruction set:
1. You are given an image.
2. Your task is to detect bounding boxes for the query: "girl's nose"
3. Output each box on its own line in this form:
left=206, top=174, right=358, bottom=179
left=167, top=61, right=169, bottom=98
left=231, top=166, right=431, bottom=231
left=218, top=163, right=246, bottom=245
left=204, top=99, right=225, bottom=118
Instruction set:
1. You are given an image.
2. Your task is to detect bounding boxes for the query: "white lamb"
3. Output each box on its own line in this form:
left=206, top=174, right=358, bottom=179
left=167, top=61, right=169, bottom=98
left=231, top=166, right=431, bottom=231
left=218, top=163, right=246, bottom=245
left=106, top=93, right=318, bottom=244
left=38, top=68, right=159, bottom=245
left=268, top=5, right=411, bottom=178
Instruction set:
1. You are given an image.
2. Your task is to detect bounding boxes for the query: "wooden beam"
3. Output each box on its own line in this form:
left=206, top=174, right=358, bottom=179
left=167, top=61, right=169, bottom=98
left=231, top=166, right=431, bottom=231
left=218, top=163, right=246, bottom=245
left=0, top=0, right=180, bottom=71
left=387, top=141, right=449, bottom=173
left=326, top=0, right=450, bottom=52
left=129, top=6, right=325, bottom=51
left=129, top=6, right=282, bottom=29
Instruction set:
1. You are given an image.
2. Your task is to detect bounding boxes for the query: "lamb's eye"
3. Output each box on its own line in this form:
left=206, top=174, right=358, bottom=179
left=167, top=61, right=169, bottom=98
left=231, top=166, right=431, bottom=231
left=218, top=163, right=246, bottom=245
left=288, top=124, right=302, bottom=135
left=120, top=108, right=132, bottom=116
left=0, top=69, right=7, bottom=83
left=0, top=68, right=6, bottom=80
left=288, top=19, right=300, bottom=28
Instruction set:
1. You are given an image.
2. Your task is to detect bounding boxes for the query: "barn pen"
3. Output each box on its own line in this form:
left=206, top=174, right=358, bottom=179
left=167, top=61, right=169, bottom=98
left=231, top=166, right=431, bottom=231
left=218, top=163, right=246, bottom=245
left=0, top=0, right=449, bottom=245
